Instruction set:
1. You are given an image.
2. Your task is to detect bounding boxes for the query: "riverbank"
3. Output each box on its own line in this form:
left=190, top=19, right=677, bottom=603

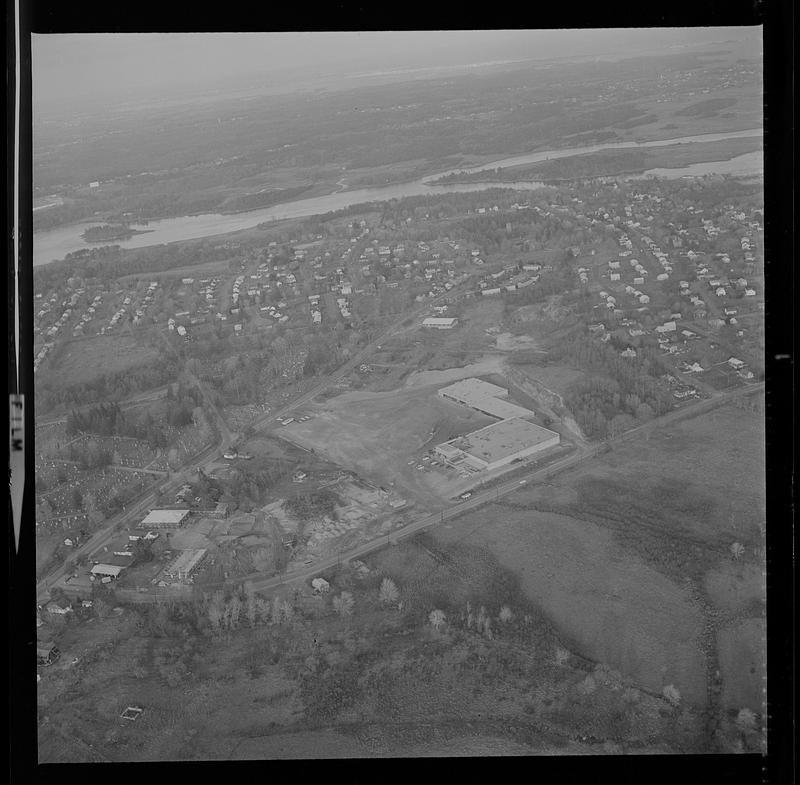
left=426, top=136, right=764, bottom=185
left=33, top=128, right=763, bottom=267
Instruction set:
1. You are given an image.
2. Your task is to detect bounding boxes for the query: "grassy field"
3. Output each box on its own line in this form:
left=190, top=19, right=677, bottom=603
left=433, top=507, right=708, bottom=705
left=46, top=334, right=160, bottom=387
left=425, top=401, right=764, bottom=727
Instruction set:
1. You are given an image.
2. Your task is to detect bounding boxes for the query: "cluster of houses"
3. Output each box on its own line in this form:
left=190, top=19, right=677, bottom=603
left=71, top=292, right=104, bottom=337
left=197, top=277, right=221, bottom=307
left=308, top=294, right=322, bottom=325
left=101, top=281, right=158, bottom=333
left=478, top=261, right=541, bottom=296
left=33, top=341, right=54, bottom=374
left=36, top=288, right=84, bottom=343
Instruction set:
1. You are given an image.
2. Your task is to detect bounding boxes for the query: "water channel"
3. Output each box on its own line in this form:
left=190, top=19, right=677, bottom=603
left=34, top=128, right=763, bottom=266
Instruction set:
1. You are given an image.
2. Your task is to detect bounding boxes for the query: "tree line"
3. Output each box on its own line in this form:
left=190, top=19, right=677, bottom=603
left=551, top=330, right=674, bottom=439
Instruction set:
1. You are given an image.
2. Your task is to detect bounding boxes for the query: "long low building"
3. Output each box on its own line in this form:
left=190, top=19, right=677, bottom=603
left=435, top=418, right=560, bottom=471
left=422, top=317, right=459, bottom=329
left=438, top=377, right=535, bottom=421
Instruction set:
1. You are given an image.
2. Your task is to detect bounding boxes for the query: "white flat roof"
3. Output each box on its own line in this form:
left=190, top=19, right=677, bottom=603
left=141, top=509, right=189, bottom=525
left=439, top=377, right=534, bottom=420
left=439, top=378, right=508, bottom=402
left=422, top=317, right=457, bottom=325
left=471, top=397, right=534, bottom=420
left=447, top=418, right=559, bottom=465
left=91, top=564, right=124, bottom=577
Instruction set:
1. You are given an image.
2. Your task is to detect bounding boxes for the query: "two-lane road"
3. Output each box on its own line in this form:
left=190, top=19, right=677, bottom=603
left=237, top=381, right=763, bottom=595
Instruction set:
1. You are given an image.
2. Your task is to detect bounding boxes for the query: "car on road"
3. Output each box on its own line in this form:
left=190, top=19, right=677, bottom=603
left=459, top=492, right=472, bottom=501
left=519, top=480, right=527, bottom=484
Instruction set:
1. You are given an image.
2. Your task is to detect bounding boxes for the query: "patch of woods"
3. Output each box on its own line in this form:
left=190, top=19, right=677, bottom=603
left=284, top=489, right=340, bottom=523
left=81, top=224, right=139, bottom=243
left=36, top=355, right=176, bottom=415
left=64, top=384, right=203, bottom=448
left=547, top=331, right=673, bottom=439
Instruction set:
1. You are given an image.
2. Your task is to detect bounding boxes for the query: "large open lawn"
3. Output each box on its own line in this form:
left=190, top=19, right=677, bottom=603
left=431, top=402, right=765, bottom=719
left=45, top=334, right=160, bottom=387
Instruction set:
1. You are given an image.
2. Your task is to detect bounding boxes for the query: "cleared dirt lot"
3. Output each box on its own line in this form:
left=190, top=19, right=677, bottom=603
left=281, top=385, right=496, bottom=504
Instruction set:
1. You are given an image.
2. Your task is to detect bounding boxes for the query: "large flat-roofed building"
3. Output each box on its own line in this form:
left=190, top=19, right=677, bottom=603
left=435, top=418, right=560, bottom=471
left=422, top=317, right=459, bottom=329
left=438, top=378, right=534, bottom=420
left=140, top=509, right=190, bottom=529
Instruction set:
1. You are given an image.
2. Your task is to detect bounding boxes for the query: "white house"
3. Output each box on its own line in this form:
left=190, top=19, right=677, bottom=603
left=655, top=321, right=677, bottom=334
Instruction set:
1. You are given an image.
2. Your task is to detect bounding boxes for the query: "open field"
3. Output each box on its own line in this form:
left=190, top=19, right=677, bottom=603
left=716, top=619, right=765, bottom=713
left=46, top=334, right=160, bottom=387
left=433, top=507, right=708, bottom=705
left=423, top=401, right=764, bottom=721
left=280, top=384, right=498, bottom=504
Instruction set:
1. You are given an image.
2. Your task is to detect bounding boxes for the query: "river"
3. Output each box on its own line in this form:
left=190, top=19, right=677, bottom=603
left=33, top=128, right=763, bottom=267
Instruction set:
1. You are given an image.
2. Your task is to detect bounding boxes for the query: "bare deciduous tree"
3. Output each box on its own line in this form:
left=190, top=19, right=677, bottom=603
left=244, top=583, right=258, bottom=627
left=333, top=592, right=354, bottom=617
left=429, top=609, right=446, bottom=630
left=378, top=577, right=399, bottom=606
left=207, top=591, right=225, bottom=634
left=554, top=645, right=571, bottom=666
left=271, top=595, right=282, bottom=625
left=730, top=542, right=745, bottom=560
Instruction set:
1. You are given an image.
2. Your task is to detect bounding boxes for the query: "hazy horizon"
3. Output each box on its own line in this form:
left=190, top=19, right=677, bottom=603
left=33, top=28, right=761, bottom=119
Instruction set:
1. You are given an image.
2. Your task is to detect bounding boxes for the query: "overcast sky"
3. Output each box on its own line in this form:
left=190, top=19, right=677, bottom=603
left=33, top=28, right=761, bottom=118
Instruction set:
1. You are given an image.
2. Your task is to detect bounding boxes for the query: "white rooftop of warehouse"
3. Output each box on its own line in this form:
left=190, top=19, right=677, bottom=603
left=438, top=378, right=534, bottom=420
left=439, top=378, right=509, bottom=402
left=450, top=418, right=559, bottom=464
left=141, top=509, right=190, bottom=526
